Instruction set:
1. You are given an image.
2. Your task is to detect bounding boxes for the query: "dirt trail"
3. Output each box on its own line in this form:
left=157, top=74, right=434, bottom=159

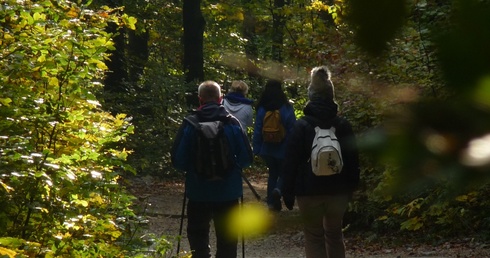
left=128, top=175, right=490, bottom=258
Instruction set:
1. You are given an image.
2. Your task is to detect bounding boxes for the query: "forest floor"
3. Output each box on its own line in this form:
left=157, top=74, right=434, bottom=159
left=126, top=172, right=490, bottom=258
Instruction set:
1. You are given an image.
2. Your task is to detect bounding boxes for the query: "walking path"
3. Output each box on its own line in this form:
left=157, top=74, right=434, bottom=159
left=128, top=176, right=490, bottom=258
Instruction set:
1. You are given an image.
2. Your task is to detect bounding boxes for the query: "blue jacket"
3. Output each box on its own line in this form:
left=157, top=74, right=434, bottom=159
left=252, top=104, right=296, bottom=159
left=223, top=92, right=254, bottom=131
left=171, top=102, right=253, bottom=202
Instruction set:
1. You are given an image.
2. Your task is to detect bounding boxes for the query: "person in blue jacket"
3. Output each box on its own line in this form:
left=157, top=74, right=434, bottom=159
left=171, top=80, right=253, bottom=258
left=223, top=80, right=254, bottom=133
left=282, top=66, right=360, bottom=258
left=253, top=79, right=296, bottom=212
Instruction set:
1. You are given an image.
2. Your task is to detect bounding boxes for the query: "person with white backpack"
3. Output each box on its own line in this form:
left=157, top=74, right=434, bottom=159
left=282, top=66, right=360, bottom=258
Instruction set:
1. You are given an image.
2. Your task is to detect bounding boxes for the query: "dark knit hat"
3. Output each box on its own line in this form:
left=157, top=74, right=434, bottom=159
left=308, top=66, right=335, bottom=101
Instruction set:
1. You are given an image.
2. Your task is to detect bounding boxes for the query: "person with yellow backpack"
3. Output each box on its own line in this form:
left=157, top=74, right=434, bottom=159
left=252, top=79, right=296, bottom=212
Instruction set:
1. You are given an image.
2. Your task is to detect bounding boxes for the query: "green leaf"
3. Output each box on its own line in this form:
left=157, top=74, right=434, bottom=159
left=0, top=237, right=26, bottom=248
left=474, top=75, right=490, bottom=108
left=0, top=98, right=12, bottom=106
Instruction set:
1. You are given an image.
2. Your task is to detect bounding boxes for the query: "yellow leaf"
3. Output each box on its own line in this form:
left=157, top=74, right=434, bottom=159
left=110, top=230, right=122, bottom=239
left=4, top=33, right=14, bottom=40
left=236, top=12, right=244, bottom=21
left=79, top=200, right=88, bottom=207
left=455, top=195, right=467, bottom=202
left=48, top=77, right=59, bottom=87
left=96, top=61, right=108, bottom=70
left=90, top=193, right=105, bottom=205
left=128, top=16, right=137, bottom=30
left=67, top=7, right=78, bottom=18
left=37, top=55, right=46, bottom=62
left=34, top=25, right=45, bottom=33
left=33, top=12, right=45, bottom=21
left=0, top=246, right=17, bottom=258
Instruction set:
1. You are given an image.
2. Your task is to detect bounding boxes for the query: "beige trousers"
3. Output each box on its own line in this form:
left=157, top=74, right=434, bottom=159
left=297, top=194, right=350, bottom=258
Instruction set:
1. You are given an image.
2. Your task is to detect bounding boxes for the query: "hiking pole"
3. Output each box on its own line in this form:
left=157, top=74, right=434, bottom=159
left=241, top=195, right=245, bottom=258
left=241, top=173, right=261, bottom=201
left=176, top=187, right=187, bottom=255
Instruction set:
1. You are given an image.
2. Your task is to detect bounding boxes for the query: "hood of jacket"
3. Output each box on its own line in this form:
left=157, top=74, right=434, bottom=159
left=196, top=102, right=232, bottom=122
left=303, top=100, right=338, bottom=122
left=224, top=92, right=254, bottom=105
left=223, top=99, right=252, bottom=114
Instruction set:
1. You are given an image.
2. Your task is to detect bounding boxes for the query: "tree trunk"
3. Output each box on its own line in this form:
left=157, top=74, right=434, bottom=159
left=243, top=0, right=260, bottom=79
left=319, top=0, right=335, bottom=26
left=183, top=0, right=205, bottom=83
left=128, top=29, right=149, bottom=87
left=104, top=22, right=128, bottom=93
left=271, top=0, right=285, bottom=63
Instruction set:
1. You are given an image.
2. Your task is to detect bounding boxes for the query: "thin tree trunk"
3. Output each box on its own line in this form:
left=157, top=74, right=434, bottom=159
left=183, top=0, right=205, bottom=83
left=319, top=0, right=335, bottom=26
left=271, top=0, right=285, bottom=63
left=104, top=22, right=128, bottom=93
left=243, top=0, right=260, bottom=79
left=128, top=29, right=149, bottom=87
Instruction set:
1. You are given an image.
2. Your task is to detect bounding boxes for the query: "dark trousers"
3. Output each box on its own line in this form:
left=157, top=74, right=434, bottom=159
left=187, top=199, right=239, bottom=258
left=262, top=155, right=284, bottom=208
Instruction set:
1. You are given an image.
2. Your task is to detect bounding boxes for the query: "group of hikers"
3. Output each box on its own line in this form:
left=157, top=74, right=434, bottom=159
left=171, top=66, right=361, bottom=258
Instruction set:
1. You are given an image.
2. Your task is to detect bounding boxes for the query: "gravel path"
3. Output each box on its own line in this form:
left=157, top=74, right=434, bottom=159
left=128, top=176, right=490, bottom=258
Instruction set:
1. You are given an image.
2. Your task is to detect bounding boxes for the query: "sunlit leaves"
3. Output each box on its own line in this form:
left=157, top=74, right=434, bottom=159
left=48, top=77, right=59, bottom=87
left=0, top=246, right=17, bottom=258
left=0, top=0, right=136, bottom=256
left=473, top=75, right=490, bottom=109
left=0, top=180, right=13, bottom=193
left=121, top=13, right=137, bottom=30
left=308, top=0, right=329, bottom=11
left=0, top=98, right=12, bottom=107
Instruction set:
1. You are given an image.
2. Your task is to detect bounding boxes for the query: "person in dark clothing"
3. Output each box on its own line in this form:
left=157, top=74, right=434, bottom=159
left=253, top=79, right=296, bottom=212
left=171, top=80, right=254, bottom=258
left=282, top=66, right=360, bottom=258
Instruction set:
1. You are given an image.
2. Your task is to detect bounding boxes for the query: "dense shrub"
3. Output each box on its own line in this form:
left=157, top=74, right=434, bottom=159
left=0, top=1, right=137, bottom=256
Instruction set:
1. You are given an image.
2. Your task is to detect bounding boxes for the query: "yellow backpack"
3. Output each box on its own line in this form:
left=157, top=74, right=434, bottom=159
left=262, top=110, right=286, bottom=143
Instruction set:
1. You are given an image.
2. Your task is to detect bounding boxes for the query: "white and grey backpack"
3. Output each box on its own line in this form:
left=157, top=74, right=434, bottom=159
left=306, top=117, right=343, bottom=176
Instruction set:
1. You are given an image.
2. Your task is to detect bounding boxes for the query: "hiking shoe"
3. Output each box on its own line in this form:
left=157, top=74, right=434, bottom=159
left=271, top=188, right=282, bottom=212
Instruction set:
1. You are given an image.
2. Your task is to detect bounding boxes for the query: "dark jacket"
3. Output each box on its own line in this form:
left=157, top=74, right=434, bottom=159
left=171, top=102, right=253, bottom=202
left=282, top=100, right=360, bottom=197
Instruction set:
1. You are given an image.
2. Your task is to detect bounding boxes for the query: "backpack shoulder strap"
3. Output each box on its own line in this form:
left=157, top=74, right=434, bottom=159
left=221, top=113, right=236, bottom=125
left=184, top=114, right=200, bottom=129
